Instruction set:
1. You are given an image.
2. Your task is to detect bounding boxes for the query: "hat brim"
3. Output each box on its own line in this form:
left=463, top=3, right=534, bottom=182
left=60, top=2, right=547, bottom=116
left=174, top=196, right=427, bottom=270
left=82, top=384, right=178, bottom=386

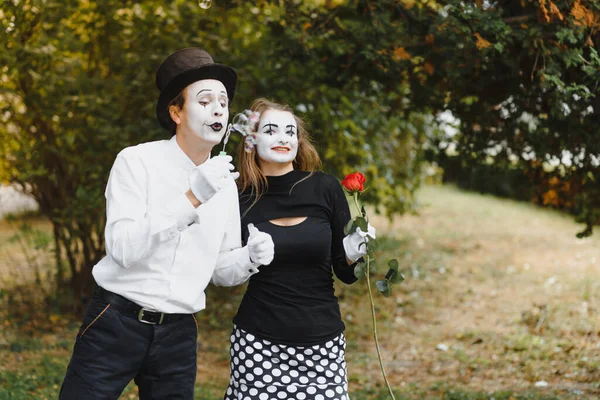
left=156, top=63, right=237, bottom=131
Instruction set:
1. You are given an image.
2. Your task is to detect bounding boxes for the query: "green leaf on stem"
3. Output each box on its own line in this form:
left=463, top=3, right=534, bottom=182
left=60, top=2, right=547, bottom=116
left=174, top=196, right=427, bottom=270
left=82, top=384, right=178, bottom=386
left=360, top=205, right=367, bottom=218
left=354, top=217, right=368, bottom=232
left=376, top=279, right=391, bottom=297
left=354, top=262, right=366, bottom=280
left=343, top=218, right=355, bottom=236
left=385, top=259, right=404, bottom=284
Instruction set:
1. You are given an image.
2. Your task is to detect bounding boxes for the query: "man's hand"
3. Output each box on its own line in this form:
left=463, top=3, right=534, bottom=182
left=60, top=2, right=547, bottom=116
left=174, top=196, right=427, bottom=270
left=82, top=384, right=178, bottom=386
left=189, top=155, right=238, bottom=204
left=343, top=222, right=376, bottom=262
left=247, top=224, right=274, bottom=266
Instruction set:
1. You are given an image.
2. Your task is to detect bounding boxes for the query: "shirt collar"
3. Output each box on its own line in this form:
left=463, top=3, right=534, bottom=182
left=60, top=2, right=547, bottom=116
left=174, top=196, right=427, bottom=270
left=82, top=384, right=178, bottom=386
left=168, top=135, right=208, bottom=172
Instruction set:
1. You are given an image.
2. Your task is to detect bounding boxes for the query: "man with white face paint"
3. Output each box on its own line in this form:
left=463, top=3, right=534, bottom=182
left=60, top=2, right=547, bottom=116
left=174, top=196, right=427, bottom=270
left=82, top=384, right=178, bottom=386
left=59, top=48, right=274, bottom=400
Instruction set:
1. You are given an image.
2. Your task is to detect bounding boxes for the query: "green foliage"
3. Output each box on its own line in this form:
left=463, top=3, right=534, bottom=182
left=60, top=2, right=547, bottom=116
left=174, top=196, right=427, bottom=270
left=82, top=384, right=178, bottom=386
left=2, top=0, right=599, bottom=299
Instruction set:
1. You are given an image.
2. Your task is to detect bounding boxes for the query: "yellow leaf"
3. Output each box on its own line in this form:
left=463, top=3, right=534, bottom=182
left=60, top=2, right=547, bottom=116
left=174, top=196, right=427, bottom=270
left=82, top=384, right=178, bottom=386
left=474, top=33, right=492, bottom=49
left=49, top=314, right=60, bottom=323
left=571, top=0, right=598, bottom=27
left=393, top=47, right=411, bottom=61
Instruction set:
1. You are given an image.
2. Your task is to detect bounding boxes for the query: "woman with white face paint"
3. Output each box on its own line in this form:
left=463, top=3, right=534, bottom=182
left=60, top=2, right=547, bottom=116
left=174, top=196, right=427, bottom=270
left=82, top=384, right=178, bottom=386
left=223, top=98, right=376, bottom=400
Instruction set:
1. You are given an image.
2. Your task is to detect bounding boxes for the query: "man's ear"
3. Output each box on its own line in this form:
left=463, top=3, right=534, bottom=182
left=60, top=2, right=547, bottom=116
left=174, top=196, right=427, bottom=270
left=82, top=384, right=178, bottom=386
left=169, top=105, right=182, bottom=125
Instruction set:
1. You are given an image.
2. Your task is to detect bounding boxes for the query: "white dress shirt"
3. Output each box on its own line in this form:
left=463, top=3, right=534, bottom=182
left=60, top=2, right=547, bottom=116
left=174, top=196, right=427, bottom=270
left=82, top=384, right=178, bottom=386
left=92, top=136, right=258, bottom=314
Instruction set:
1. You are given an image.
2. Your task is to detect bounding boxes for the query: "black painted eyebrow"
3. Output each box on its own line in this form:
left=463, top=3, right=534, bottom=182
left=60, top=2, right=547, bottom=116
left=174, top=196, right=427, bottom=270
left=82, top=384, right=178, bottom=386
left=262, top=123, right=278, bottom=129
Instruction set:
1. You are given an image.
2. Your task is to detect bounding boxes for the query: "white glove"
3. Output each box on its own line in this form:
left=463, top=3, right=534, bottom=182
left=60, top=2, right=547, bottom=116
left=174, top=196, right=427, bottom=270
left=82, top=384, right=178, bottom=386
left=189, top=155, right=239, bottom=204
left=247, top=223, right=274, bottom=266
left=343, top=222, right=376, bottom=262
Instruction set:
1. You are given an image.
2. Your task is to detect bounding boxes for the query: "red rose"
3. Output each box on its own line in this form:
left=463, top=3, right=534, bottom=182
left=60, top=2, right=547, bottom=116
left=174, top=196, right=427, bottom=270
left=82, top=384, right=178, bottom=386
left=341, top=172, right=366, bottom=193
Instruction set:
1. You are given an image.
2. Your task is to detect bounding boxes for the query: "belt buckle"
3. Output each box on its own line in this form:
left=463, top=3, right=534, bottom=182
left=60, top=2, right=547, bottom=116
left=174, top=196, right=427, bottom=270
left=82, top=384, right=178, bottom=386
left=138, top=308, right=164, bottom=325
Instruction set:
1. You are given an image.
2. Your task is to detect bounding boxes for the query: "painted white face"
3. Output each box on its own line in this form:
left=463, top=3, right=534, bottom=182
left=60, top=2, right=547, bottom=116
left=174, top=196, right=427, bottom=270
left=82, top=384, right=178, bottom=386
left=179, top=79, right=229, bottom=144
left=255, top=109, right=298, bottom=165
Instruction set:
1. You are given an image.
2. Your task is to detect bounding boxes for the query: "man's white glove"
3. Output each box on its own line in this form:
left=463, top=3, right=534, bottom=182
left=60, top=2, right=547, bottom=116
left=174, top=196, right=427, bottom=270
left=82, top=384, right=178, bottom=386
left=189, top=155, right=239, bottom=204
left=343, top=222, right=376, bottom=262
left=247, top=223, right=274, bottom=266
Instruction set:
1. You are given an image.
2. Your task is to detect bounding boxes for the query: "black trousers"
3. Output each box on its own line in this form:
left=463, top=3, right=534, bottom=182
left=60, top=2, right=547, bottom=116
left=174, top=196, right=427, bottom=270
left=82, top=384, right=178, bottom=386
left=59, top=289, right=198, bottom=399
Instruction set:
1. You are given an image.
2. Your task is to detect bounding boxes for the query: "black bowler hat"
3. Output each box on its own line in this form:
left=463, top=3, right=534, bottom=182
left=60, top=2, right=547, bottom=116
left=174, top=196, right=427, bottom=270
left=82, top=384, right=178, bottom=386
left=155, top=48, right=237, bottom=131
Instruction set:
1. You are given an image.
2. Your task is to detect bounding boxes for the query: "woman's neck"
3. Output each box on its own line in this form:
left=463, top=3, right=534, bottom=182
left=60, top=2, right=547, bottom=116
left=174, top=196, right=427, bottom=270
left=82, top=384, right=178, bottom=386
left=259, top=160, right=294, bottom=177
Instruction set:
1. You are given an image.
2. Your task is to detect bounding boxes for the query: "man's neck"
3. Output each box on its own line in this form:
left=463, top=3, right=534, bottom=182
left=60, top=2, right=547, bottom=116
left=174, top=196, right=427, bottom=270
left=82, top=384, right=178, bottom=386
left=175, top=132, right=213, bottom=166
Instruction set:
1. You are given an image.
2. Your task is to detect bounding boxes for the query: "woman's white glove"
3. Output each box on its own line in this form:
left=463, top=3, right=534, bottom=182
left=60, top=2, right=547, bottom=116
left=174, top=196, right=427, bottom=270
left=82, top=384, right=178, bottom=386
left=247, top=224, right=274, bottom=266
left=189, top=155, right=239, bottom=204
left=343, top=223, right=376, bottom=262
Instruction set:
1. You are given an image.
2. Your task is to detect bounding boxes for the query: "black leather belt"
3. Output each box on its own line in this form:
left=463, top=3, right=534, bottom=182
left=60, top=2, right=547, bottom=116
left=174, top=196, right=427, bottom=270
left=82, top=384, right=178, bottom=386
left=94, top=286, right=190, bottom=325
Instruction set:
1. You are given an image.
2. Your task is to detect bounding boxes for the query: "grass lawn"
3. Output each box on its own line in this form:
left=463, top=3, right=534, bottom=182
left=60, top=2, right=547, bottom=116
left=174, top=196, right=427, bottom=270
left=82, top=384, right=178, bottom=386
left=0, top=184, right=598, bottom=399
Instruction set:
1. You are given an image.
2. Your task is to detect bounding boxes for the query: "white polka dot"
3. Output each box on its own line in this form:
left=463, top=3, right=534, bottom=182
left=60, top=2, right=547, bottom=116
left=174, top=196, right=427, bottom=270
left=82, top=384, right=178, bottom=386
left=320, top=359, right=329, bottom=366
left=234, top=371, right=240, bottom=379
left=280, top=353, right=289, bottom=360
left=297, top=354, right=305, bottom=361
left=317, top=376, right=327, bottom=384
left=341, top=395, right=346, bottom=400
left=332, top=346, right=339, bottom=353
left=272, top=368, right=282, bottom=377
left=318, top=384, right=328, bottom=390
left=320, top=348, right=328, bottom=355
left=239, top=352, right=246, bottom=360
left=287, top=347, right=296, bottom=355
left=298, top=366, right=307, bottom=372
left=267, top=385, right=277, bottom=393
left=273, top=357, right=280, bottom=364
left=312, top=345, right=320, bottom=350
left=336, top=386, right=344, bottom=394
left=245, top=360, right=254, bottom=368
left=263, top=361, right=272, bottom=369
left=312, top=354, right=321, bottom=361
left=289, top=360, right=298, bottom=367
left=306, top=360, right=314, bottom=367
left=281, top=363, right=290, bottom=371
left=281, top=375, right=291, bottom=384
left=239, top=366, right=246, bottom=373
left=330, top=363, right=338, bottom=371
left=259, top=394, right=268, bottom=400
left=325, top=370, right=334, bottom=377
left=233, top=357, right=239, bottom=365
left=255, top=381, right=265, bottom=388
left=297, top=393, right=306, bottom=400
left=253, top=354, right=263, bottom=362
left=325, top=341, right=334, bottom=348
left=235, top=329, right=240, bottom=337
left=326, top=389, right=335, bottom=398
left=264, top=375, right=273, bottom=383
left=240, top=338, right=246, bottom=346
left=308, top=371, right=317, bottom=378
left=271, top=345, right=280, bottom=353
left=246, top=373, right=254, bottom=381
left=253, top=367, right=263, bottom=375
left=316, top=395, right=325, bottom=400
left=253, top=342, right=263, bottom=350
left=227, top=387, right=232, bottom=395
left=247, top=333, right=255, bottom=341
left=307, top=386, right=317, bottom=394
left=277, top=391, right=287, bottom=399
left=246, top=346, right=255, bottom=354
left=334, top=375, right=342, bottom=383
left=316, top=365, right=324, bottom=372
left=234, top=343, right=240, bottom=351
left=244, top=396, right=251, bottom=400
left=338, top=368, right=345, bottom=376
left=305, top=349, right=313, bottom=355
left=264, top=339, right=271, bottom=345
left=264, top=350, right=272, bottom=357
left=290, top=370, right=299, bottom=377
left=299, top=376, right=309, bottom=384
left=249, top=388, right=258, bottom=396
left=287, top=385, right=298, bottom=393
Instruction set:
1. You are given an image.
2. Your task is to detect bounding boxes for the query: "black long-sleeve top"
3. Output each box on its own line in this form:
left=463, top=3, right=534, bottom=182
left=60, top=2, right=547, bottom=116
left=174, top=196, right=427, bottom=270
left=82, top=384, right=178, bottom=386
left=233, top=170, right=357, bottom=345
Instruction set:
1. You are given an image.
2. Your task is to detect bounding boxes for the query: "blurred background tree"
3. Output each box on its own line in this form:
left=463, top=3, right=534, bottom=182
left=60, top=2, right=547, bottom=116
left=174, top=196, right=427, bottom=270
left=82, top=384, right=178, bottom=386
left=0, top=0, right=598, bottom=301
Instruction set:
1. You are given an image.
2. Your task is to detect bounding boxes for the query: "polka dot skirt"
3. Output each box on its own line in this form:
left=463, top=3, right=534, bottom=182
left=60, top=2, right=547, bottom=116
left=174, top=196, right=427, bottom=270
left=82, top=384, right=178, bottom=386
left=224, top=325, right=349, bottom=400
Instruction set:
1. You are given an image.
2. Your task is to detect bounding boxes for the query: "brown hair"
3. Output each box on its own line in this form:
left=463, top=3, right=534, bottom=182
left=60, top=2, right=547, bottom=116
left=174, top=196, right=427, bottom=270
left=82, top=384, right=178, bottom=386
left=168, top=91, right=185, bottom=136
left=237, top=98, right=321, bottom=207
